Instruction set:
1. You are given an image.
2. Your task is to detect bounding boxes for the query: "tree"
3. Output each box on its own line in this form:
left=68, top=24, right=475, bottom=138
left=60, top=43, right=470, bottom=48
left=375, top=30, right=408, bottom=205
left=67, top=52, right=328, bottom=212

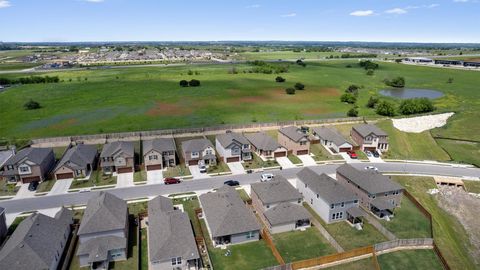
left=398, top=98, right=435, bottom=115
left=285, top=88, right=296, bottom=95
left=340, top=93, right=357, bottom=104
left=375, top=101, right=396, bottom=116
left=294, top=82, right=305, bottom=90
left=187, top=70, right=194, bottom=75
left=366, top=69, right=375, bottom=76
left=188, top=79, right=200, bottom=87
left=179, top=80, right=189, bottom=87
left=347, top=107, right=359, bottom=117
left=24, top=100, right=41, bottom=110
left=275, top=76, right=286, bottom=83
left=346, top=85, right=359, bottom=95
left=296, top=59, right=306, bottom=67
left=395, top=59, right=402, bottom=63
left=367, top=96, right=380, bottom=108
left=384, top=77, right=405, bottom=88
left=359, top=60, right=379, bottom=70
left=447, top=77, right=454, bottom=84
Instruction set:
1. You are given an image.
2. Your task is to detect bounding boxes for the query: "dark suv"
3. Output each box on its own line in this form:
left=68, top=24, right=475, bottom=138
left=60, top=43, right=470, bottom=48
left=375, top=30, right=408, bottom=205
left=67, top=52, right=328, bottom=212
left=224, top=180, right=240, bottom=187
left=28, top=181, right=39, bottom=191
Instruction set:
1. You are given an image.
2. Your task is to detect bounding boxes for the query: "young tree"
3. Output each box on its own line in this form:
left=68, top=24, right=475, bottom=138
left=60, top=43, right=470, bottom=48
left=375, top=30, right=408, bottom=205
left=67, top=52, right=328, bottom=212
left=347, top=107, right=359, bottom=117
left=179, top=80, right=189, bottom=87
left=340, top=93, right=357, bottom=104
left=188, top=79, right=201, bottom=87
left=385, top=77, right=405, bottom=88
left=285, top=88, right=296, bottom=95
left=366, top=69, right=375, bottom=76
left=346, top=85, right=359, bottom=95
left=275, top=76, right=286, bottom=83
left=367, top=96, right=380, bottom=108
left=294, top=82, right=305, bottom=90
left=447, top=77, right=454, bottom=84
left=24, top=100, right=41, bottom=110
left=375, top=101, right=396, bottom=116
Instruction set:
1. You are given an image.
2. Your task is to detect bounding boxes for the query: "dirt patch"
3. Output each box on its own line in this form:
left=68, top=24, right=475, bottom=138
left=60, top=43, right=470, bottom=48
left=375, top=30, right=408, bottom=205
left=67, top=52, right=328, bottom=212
left=392, top=112, right=454, bottom=133
left=464, top=58, right=480, bottom=62
left=50, top=118, right=77, bottom=130
left=435, top=186, right=480, bottom=264
left=227, top=89, right=241, bottom=96
left=146, top=101, right=193, bottom=117
left=236, top=96, right=269, bottom=103
left=302, top=107, right=329, bottom=115
left=319, top=87, right=341, bottom=97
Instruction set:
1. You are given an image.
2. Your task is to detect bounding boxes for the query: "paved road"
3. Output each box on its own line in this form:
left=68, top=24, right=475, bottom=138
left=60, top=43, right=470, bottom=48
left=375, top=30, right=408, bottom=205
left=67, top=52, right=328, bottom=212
left=0, top=162, right=479, bottom=215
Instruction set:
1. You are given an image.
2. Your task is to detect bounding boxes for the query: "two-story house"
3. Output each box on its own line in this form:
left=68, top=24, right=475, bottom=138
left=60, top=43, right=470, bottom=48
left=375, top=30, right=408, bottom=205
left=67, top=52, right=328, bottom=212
left=100, top=141, right=135, bottom=174
left=0, top=208, right=73, bottom=270
left=143, top=138, right=177, bottom=171
left=0, top=147, right=55, bottom=184
left=278, top=126, right=310, bottom=155
left=244, top=132, right=287, bottom=159
left=199, top=185, right=261, bottom=246
left=215, top=132, right=252, bottom=163
left=148, top=196, right=200, bottom=270
left=297, top=167, right=365, bottom=226
left=53, top=144, right=98, bottom=180
left=350, top=124, right=389, bottom=152
left=312, top=126, right=353, bottom=153
left=181, top=139, right=216, bottom=166
left=251, top=176, right=311, bottom=234
left=76, top=192, right=129, bottom=269
left=336, top=164, right=404, bottom=219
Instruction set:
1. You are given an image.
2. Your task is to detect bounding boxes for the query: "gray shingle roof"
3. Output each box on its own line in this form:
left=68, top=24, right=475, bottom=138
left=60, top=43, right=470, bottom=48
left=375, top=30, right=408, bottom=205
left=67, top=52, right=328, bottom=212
left=181, top=139, right=213, bottom=153
left=251, top=176, right=302, bottom=204
left=199, top=186, right=260, bottom=237
left=77, top=235, right=127, bottom=262
left=0, top=149, right=14, bottom=168
left=312, top=127, right=351, bottom=147
left=78, top=191, right=128, bottom=235
left=346, top=207, right=366, bottom=218
left=148, top=196, right=199, bottom=263
left=143, top=138, right=176, bottom=155
left=336, top=164, right=403, bottom=194
left=245, top=132, right=282, bottom=151
left=264, top=203, right=311, bottom=226
left=352, top=124, right=388, bottom=137
left=278, top=126, right=308, bottom=142
left=0, top=209, right=73, bottom=270
left=216, top=133, right=249, bottom=149
left=297, top=167, right=358, bottom=204
left=3, top=147, right=53, bottom=166
left=54, top=144, right=97, bottom=171
left=100, top=141, right=134, bottom=158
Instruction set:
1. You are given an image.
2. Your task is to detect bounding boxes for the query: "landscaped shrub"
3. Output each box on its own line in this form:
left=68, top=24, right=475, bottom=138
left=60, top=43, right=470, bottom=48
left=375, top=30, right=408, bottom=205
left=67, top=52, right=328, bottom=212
left=375, top=100, right=396, bottom=116
left=359, top=60, right=379, bottom=70
left=398, top=98, right=435, bottom=115
left=188, top=79, right=201, bottom=87
left=346, top=85, right=359, bottom=95
left=296, top=59, right=306, bottom=67
left=24, top=100, right=41, bottom=110
left=384, top=77, right=405, bottom=88
left=179, top=80, right=189, bottom=87
left=347, top=107, right=359, bottom=117
left=367, top=96, right=380, bottom=108
left=294, top=82, right=305, bottom=90
left=275, top=76, right=286, bottom=83
left=366, top=69, right=375, bottom=76
left=340, top=93, right=357, bottom=104
left=285, top=88, right=296, bottom=95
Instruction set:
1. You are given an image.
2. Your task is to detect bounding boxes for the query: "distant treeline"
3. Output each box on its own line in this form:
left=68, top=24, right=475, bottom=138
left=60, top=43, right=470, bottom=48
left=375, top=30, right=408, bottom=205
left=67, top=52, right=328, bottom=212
left=0, top=75, right=60, bottom=85
left=246, top=60, right=289, bottom=74
left=327, top=53, right=378, bottom=59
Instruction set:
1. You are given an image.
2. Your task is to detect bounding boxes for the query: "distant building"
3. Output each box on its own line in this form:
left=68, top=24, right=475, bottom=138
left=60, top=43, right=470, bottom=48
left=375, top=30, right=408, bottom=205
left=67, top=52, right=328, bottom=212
left=312, top=126, right=353, bottom=153
left=434, top=59, right=463, bottom=66
left=53, top=144, right=97, bottom=180
left=278, top=126, right=310, bottom=155
left=215, top=132, right=252, bottom=163
left=350, top=124, right=389, bottom=152
left=143, top=138, right=177, bottom=171
left=0, top=147, right=55, bottom=184
left=100, top=141, right=135, bottom=174
left=403, top=57, right=433, bottom=63
left=181, top=139, right=216, bottom=166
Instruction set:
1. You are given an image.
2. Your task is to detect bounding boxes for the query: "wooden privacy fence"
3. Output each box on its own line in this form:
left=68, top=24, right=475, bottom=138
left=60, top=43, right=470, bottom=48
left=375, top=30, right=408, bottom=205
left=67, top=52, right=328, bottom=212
left=290, top=246, right=374, bottom=270
left=260, top=227, right=286, bottom=265
left=374, top=238, right=434, bottom=252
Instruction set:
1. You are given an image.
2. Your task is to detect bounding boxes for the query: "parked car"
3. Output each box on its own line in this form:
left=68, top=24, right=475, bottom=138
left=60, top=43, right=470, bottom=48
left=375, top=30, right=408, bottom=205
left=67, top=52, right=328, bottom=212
left=347, top=150, right=358, bottom=159
left=79, top=188, right=91, bottom=193
left=260, top=173, right=274, bottom=182
left=365, top=150, right=372, bottom=157
left=28, top=181, right=39, bottom=191
left=373, top=151, right=380, bottom=158
left=164, top=177, right=181, bottom=185
left=224, top=180, right=240, bottom=186
left=246, top=169, right=253, bottom=174
left=199, top=165, right=207, bottom=173
left=365, top=166, right=378, bottom=172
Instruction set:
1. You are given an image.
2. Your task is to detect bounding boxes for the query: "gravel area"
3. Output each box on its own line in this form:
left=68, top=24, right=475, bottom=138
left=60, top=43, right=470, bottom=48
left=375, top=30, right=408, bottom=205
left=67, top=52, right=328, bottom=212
left=392, top=112, right=455, bottom=133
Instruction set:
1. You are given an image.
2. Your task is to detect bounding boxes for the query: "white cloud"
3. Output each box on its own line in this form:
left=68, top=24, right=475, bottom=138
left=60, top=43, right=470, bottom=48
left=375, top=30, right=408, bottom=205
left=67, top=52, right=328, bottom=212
left=85, top=0, right=104, bottom=2
left=453, top=0, right=469, bottom=2
left=385, top=8, right=408, bottom=14
left=427, top=4, right=440, bottom=8
left=349, top=10, right=374, bottom=16
left=0, top=0, right=11, bottom=8
left=246, top=4, right=260, bottom=8
left=281, top=13, right=297, bottom=17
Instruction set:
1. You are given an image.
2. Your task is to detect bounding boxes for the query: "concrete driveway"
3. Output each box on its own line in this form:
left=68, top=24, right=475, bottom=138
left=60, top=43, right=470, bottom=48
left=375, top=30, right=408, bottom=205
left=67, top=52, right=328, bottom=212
left=340, top=153, right=361, bottom=163
left=116, top=172, right=134, bottom=188
left=49, top=179, right=73, bottom=195
left=368, top=155, right=385, bottom=163
left=147, top=170, right=164, bottom=184
left=276, top=157, right=296, bottom=169
left=227, top=162, right=245, bottom=175
left=189, top=165, right=210, bottom=179
left=297, top=155, right=316, bottom=166
left=14, top=183, right=36, bottom=199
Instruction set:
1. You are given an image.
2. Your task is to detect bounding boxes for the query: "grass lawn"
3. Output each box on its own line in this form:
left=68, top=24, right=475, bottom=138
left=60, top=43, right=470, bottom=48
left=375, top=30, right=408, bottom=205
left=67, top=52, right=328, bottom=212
left=7, top=216, right=26, bottom=236
left=287, top=153, right=302, bottom=165
left=242, top=154, right=278, bottom=170
left=207, top=161, right=230, bottom=174
left=392, top=176, right=478, bottom=269
left=128, top=201, right=148, bottom=216
left=310, top=144, right=338, bottom=161
left=133, top=170, right=146, bottom=182
left=377, top=249, right=444, bottom=270
left=324, top=258, right=376, bottom=270
left=379, top=195, right=432, bottom=239
left=273, top=228, right=336, bottom=263
left=140, top=228, right=148, bottom=270
left=69, top=170, right=117, bottom=189
left=304, top=203, right=388, bottom=250
left=463, top=180, right=480, bottom=193
left=0, top=179, right=18, bottom=196
left=163, top=164, right=191, bottom=178
left=36, top=179, right=56, bottom=193
left=436, top=139, right=480, bottom=167
left=377, top=120, right=451, bottom=161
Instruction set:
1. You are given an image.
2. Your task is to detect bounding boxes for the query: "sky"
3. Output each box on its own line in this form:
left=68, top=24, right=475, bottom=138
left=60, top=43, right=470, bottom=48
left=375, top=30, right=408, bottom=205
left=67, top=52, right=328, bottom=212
left=0, top=0, right=479, bottom=43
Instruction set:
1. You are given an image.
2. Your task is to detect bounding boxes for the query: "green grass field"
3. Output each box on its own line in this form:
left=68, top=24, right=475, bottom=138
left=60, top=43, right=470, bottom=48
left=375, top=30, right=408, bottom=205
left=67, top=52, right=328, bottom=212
left=377, top=249, right=444, bottom=270
left=463, top=180, right=480, bottom=193
left=436, top=139, right=480, bottom=167
left=324, top=258, right=376, bottom=270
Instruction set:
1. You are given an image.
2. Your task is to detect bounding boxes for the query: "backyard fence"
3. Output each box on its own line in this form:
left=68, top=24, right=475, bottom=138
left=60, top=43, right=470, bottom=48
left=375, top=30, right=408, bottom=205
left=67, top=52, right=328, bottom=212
left=374, top=238, right=434, bottom=252
left=290, top=246, right=374, bottom=270
left=260, top=227, right=286, bottom=265
left=60, top=224, right=79, bottom=270
left=310, top=217, right=344, bottom=252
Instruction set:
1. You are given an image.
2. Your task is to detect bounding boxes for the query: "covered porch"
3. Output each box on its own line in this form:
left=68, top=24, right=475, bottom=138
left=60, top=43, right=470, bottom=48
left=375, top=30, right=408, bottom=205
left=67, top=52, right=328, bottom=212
left=294, top=218, right=311, bottom=229
left=346, top=207, right=366, bottom=230
left=370, top=198, right=395, bottom=220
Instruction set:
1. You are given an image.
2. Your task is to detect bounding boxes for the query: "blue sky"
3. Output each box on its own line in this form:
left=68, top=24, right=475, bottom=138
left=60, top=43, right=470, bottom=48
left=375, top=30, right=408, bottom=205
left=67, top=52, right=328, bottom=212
left=0, top=0, right=478, bottom=43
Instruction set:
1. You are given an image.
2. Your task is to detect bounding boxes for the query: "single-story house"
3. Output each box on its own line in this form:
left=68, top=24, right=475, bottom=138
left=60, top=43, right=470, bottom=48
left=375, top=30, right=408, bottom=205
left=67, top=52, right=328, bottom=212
left=181, top=138, right=217, bottom=166
left=143, top=138, right=177, bottom=171
left=215, top=132, right=252, bottom=163
left=350, top=124, right=389, bottom=152
left=53, top=144, right=97, bottom=180
left=312, top=126, right=353, bottom=153
left=244, top=132, right=287, bottom=159
left=100, top=141, right=135, bottom=174
left=199, top=185, right=261, bottom=246
left=278, top=126, right=310, bottom=155
left=0, top=147, right=55, bottom=183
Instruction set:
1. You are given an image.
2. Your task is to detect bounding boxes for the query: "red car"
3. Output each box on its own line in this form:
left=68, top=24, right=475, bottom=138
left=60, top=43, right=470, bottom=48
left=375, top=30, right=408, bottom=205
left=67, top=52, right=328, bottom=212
left=164, top=177, right=181, bottom=185
left=347, top=150, right=358, bottom=159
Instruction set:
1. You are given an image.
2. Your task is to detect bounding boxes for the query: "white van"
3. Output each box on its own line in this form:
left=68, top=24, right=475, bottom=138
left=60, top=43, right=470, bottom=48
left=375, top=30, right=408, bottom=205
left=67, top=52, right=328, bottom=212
left=260, top=173, right=274, bottom=182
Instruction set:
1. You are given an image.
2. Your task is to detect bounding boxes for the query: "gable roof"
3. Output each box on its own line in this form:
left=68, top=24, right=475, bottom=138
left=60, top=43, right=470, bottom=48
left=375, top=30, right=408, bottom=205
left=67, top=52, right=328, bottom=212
left=143, top=138, right=176, bottom=155
left=78, top=191, right=127, bottom=235
left=278, top=126, right=308, bottom=142
left=312, top=127, right=351, bottom=146
left=181, top=139, right=213, bottom=153
left=297, top=167, right=358, bottom=204
left=0, top=209, right=73, bottom=270
left=199, top=186, right=260, bottom=237
left=3, top=147, right=53, bottom=166
left=54, top=144, right=97, bottom=171
left=336, top=164, right=403, bottom=194
left=245, top=132, right=282, bottom=151
left=77, top=235, right=127, bottom=263
left=216, top=133, right=249, bottom=149
left=251, top=176, right=302, bottom=204
left=100, top=141, right=134, bottom=158
left=352, top=124, right=388, bottom=137
left=264, top=203, right=311, bottom=226
left=148, top=196, right=199, bottom=263
left=0, top=149, right=15, bottom=168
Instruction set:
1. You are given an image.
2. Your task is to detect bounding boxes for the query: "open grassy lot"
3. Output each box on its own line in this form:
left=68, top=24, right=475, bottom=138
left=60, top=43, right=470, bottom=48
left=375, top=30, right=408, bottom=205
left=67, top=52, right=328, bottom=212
left=463, top=180, right=480, bottom=194
left=273, top=228, right=336, bottom=263
left=324, top=258, right=376, bottom=270
left=379, top=195, right=432, bottom=239
left=0, top=62, right=39, bottom=71
left=436, top=139, right=480, bottom=167
left=377, top=249, right=444, bottom=270
left=392, top=176, right=478, bottom=269
left=236, top=188, right=251, bottom=202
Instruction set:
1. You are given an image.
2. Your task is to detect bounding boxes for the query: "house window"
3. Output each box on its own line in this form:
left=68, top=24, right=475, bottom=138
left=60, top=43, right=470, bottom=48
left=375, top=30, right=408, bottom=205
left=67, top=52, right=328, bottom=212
left=172, top=257, right=182, bottom=265
left=316, top=194, right=319, bottom=199
left=300, top=141, right=307, bottom=145
left=354, top=200, right=358, bottom=204
left=298, top=199, right=302, bottom=203
left=19, top=165, right=29, bottom=173
left=266, top=204, right=270, bottom=209
left=206, top=150, right=213, bottom=155
left=341, top=202, right=344, bottom=208
left=330, top=204, right=334, bottom=209
left=191, top=152, right=199, bottom=158
left=243, top=144, right=249, bottom=149
left=7, top=165, right=13, bottom=170
left=246, top=231, right=255, bottom=239
left=305, top=183, right=307, bottom=188
left=310, top=199, right=313, bottom=205
left=149, top=155, right=158, bottom=160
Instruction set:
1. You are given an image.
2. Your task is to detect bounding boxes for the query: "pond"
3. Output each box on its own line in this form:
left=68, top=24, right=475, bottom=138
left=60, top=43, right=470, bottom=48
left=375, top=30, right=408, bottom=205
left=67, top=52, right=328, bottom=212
left=379, top=88, right=444, bottom=99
